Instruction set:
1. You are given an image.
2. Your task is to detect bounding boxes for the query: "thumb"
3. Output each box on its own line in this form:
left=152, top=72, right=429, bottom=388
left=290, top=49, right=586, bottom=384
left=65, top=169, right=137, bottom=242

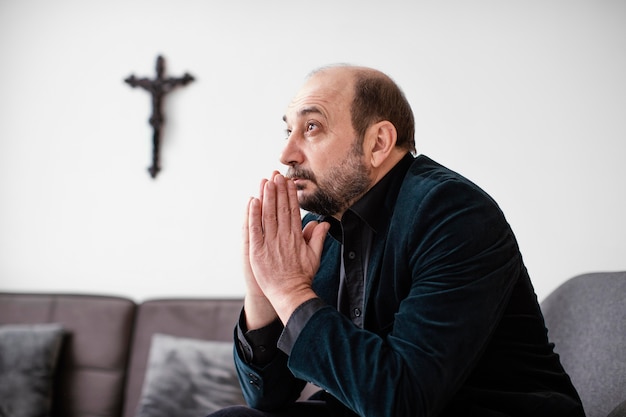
left=303, top=221, right=330, bottom=255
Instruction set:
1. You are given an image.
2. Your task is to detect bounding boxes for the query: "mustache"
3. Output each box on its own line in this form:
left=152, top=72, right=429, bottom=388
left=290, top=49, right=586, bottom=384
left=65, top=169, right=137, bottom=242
left=285, top=167, right=316, bottom=182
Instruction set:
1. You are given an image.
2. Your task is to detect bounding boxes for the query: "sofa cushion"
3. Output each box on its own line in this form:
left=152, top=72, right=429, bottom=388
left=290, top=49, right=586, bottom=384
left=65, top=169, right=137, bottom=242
left=123, top=298, right=243, bottom=417
left=0, top=293, right=136, bottom=417
left=0, top=323, right=65, bottom=417
left=136, top=333, right=245, bottom=417
left=608, top=400, right=626, bottom=417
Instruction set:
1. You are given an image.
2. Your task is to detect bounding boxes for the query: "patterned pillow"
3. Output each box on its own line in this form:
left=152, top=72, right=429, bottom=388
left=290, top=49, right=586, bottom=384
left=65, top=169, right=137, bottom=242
left=0, top=323, right=65, bottom=417
left=136, top=333, right=246, bottom=417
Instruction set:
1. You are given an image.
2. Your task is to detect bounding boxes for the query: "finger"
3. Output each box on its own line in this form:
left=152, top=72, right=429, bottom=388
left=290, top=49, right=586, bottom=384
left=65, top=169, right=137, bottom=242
left=306, top=221, right=330, bottom=258
left=273, top=174, right=297, bottom=236
left=261, top=179, right=278, bottom=239
left=286, top=178, right=303, bottom=234
left=248, top=197, right=265, bottom=247
left=302, top=220, right=328, bottom=243
left=301, top=220, right=317, bottom=243
left=243, top=196, right=257, bottom=256
left=258, top=178, right=268, bottom=207
left=242, top=197, right=251, bottom=254
left=242, top=198, right=256, bottom=280
left=266, top=170, right=281, bottom=200
left=260, top=171, right=279, bottom=201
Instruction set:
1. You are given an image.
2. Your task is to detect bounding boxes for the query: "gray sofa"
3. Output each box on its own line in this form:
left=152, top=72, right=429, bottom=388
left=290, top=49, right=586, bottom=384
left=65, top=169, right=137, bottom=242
left=541, top=271, right=626, bottom=417
left=2, top=271, right=624, bottom=417
left=0, top=293, right=244, bottom=417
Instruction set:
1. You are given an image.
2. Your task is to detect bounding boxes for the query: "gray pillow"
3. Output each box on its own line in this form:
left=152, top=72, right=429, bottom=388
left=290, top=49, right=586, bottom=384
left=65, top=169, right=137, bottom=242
left=136, top=333, right=246, bottom=417
left=0, top=323, right=65, bottom=417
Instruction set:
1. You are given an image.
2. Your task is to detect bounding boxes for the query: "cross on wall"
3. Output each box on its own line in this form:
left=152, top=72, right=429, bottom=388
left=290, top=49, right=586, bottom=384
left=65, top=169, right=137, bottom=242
left=125, top=55, right=194, bottom=179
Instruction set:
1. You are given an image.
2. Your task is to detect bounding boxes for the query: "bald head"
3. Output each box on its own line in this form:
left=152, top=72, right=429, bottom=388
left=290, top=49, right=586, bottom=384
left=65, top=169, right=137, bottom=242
left=306, top=64, right=416, bottom=153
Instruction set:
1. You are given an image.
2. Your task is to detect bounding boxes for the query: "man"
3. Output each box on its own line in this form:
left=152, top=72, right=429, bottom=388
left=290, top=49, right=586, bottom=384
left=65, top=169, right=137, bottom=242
left=210, top=65, right=585, bottom=416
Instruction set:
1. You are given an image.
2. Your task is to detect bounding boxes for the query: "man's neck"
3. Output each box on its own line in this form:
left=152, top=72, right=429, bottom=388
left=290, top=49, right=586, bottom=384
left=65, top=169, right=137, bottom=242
left=330, top=149, right=412, bottom=220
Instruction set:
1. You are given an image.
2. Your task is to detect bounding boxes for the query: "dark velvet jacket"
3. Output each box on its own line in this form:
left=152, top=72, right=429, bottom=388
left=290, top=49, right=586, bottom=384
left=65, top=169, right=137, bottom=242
left=234, top=154, right=584, bottom=417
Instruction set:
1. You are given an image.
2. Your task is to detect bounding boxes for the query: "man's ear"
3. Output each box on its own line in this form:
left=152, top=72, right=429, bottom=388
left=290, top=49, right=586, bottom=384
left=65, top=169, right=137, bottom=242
left=367, top=121, right=397, bottom=168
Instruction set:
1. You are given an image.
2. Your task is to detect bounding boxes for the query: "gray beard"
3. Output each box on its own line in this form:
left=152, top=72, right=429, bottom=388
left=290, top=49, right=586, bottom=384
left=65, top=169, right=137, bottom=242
left=298, top=149, right=371, bottom=218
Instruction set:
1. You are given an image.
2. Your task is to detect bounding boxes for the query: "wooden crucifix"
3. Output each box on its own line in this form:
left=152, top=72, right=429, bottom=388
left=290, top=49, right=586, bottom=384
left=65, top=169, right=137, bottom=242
left=125, top=55, right=194, bottom=178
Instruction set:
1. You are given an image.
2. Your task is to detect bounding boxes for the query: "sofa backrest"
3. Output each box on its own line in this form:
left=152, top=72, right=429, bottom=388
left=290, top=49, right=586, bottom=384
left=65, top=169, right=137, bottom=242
left=0, top=293, right=136, bottom=417
left=122, top=298, right=243, bottom=417
left=541, top=272, right=626, bottom=417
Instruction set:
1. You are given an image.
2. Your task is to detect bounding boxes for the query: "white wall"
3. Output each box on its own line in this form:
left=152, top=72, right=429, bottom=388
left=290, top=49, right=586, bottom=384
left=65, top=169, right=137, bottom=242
left=1, top=0, right=624, bottom=302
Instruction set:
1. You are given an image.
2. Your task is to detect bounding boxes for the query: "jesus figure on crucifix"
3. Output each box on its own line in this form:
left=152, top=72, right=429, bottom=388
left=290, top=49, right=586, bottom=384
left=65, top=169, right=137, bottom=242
left=125, top=55, right=194, bottom=178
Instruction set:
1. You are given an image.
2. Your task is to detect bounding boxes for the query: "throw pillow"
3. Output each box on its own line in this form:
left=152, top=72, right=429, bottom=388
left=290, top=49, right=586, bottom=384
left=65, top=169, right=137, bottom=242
left=0, top=323, right=65, bottom=417
left=136, top=333, right=246, bottom=417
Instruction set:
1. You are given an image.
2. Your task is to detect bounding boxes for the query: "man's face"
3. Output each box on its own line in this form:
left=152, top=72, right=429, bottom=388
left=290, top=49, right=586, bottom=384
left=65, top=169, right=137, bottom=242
left=281, top=69, right=372, bottom=218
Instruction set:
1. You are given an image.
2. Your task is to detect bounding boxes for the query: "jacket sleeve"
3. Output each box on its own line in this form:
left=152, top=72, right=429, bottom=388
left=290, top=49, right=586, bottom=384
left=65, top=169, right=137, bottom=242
left=233, top=313, right=308, bottom=410
left=283, top=178, right=524, bottom=417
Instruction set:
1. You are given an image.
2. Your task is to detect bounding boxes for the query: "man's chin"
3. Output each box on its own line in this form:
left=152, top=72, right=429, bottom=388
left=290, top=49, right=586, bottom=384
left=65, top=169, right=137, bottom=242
left=297, top=194, right=316, bottom=213
left=296, top=189, right=310, bottom=207
left=294, top=181, right=316, bottom=196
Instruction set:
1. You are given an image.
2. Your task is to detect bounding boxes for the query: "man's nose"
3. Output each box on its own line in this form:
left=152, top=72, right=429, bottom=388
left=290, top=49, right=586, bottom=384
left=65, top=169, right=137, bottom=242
left=279, top=135, right=304, bottom=166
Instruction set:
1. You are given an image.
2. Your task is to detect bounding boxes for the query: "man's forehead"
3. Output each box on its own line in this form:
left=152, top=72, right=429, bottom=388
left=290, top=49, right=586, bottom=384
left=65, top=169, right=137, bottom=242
left=304, top=68, right=355, bottom=96
left=284, top=71, right=354, bottom=122
left=282, top=105, right=325, bottom=123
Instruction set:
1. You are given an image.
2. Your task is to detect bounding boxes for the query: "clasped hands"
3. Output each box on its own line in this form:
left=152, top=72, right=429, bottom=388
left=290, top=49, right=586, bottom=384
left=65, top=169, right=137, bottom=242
left=243, top=172, right=330, bottom=328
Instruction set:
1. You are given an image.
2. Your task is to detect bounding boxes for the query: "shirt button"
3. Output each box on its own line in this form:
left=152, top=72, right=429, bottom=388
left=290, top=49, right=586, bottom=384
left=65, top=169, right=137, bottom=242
left=348, top=251, right=356, bottom=260
left=353, top=308, right=361, bottom=317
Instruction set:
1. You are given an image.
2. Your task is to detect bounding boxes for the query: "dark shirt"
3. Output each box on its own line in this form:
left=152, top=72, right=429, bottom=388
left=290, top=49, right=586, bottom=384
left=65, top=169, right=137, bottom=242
left=331, top=170, right=392, bottom=328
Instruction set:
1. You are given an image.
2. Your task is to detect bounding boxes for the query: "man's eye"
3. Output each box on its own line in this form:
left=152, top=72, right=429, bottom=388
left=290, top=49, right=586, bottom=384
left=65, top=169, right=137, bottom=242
left=306, top=122, right=317, bottom=131
left=285, top=129, right=292, bottom=138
